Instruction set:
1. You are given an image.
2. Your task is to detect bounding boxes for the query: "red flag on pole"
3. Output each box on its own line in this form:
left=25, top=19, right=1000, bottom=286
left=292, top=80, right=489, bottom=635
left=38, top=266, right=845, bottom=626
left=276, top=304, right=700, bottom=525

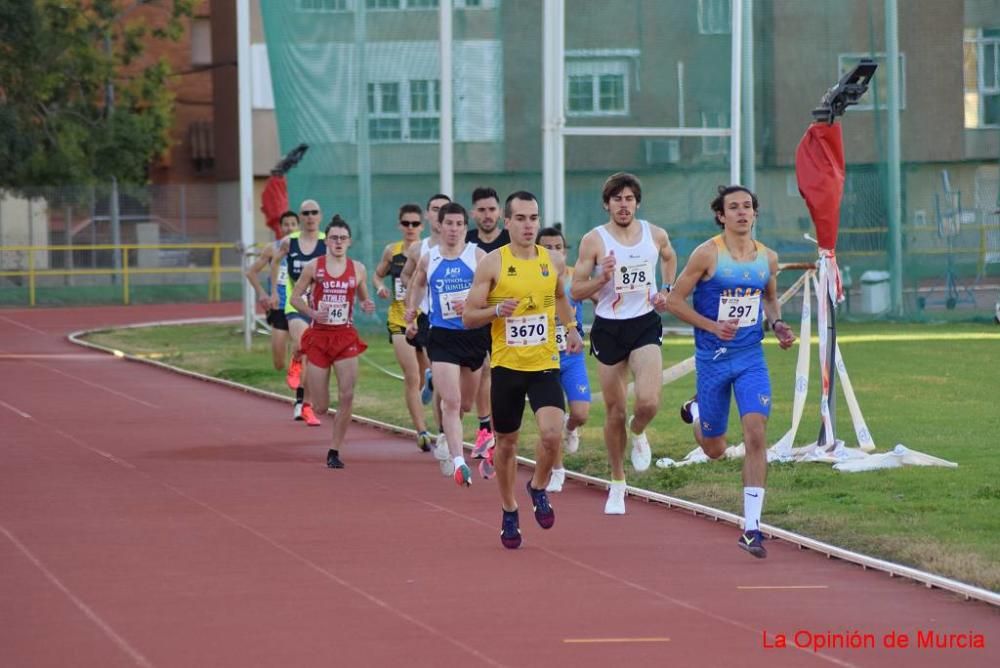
left=795, top=122, right=845, bottom=252
left=261, top=175, right=288, bottom=240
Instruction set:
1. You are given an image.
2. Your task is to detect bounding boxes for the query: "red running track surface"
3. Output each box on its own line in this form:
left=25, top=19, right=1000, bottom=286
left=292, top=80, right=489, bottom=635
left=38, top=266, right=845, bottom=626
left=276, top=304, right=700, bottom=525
left=0, top=304, right=997, bottom=667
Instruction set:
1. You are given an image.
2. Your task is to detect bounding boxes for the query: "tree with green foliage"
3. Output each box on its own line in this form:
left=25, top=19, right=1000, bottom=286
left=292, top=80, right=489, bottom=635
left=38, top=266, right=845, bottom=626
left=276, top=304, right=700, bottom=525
left=0, top=0, right=195, bottom=190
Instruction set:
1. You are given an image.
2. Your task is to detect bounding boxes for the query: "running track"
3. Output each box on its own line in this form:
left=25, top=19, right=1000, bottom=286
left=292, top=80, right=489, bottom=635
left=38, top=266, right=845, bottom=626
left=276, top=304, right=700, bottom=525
left=1, top=304, right=996, bottom=667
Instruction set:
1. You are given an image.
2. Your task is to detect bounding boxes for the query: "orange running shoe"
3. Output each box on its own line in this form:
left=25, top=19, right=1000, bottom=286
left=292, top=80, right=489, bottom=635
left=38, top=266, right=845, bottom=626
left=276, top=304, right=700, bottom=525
left=301, top=403, right=321, bottom=427
left=286, top=357, right=302, bottom=390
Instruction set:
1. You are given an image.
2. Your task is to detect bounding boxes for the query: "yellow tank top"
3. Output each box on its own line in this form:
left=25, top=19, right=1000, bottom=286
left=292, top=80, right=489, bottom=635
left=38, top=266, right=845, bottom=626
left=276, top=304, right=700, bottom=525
left=386, top=240, right=407, bottom=328
left=490, top=245, right=559, bottom=372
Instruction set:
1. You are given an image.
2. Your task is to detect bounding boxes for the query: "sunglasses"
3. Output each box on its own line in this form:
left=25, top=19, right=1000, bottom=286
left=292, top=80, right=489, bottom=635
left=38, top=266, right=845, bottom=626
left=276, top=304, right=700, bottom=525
left=300, top=209, right=319, bottom=216
left=399, top=220, right=422, bottom=228
left=327, top=234, right=350, bottom=242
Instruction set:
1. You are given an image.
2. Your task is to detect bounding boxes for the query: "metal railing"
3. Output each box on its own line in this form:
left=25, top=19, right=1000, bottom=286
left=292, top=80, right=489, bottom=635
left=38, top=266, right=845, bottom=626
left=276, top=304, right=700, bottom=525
left=0, top=242, right=240, bottom=306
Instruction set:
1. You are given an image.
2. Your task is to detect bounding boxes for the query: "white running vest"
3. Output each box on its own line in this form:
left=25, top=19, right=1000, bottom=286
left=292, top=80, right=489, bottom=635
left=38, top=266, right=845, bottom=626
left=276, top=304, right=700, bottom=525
left=593, top=220, right=658, bottom=320
left=418, top=237, right=437, bottom=313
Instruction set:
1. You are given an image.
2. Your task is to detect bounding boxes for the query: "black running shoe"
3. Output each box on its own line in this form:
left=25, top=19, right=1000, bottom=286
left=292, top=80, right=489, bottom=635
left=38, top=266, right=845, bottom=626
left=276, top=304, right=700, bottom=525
left=738, top=530, right=767, bottom=558
left=526, top=481, right=555, bottom=529
left=680, top=395, right=697, bottom=425
left=326, top=449, right=344, bottom=469
left=500, top=509, right=522, bottom=549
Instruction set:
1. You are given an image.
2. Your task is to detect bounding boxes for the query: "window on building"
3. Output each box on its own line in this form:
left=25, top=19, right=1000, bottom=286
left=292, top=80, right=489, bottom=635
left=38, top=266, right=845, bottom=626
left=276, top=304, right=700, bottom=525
left=566, top=59, right=629, bottom=117
left=700, top=111, right=729, bottom=156
left=368, top=82, right=402, bottom=140
left=698, top=0, right=731, bottom=35
left=964, top=28, right=1000, bottom=128
left=298, top=0, right=349, bottom=11
left=837, top=53, right=906, bottom=111
left=190, top=18, right=212, bottom=66
left=367, top=79, right=440, bottom=142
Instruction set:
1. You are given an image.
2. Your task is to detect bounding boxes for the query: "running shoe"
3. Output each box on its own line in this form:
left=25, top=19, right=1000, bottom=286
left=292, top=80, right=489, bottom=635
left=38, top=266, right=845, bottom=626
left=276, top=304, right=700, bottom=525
left=301, top=403, right=321, bottom=427
left=525, top=480, right=555, bottom=529
left=416, top=431, right=432, bottom=452
left=286, top=357, right=302, bottom=390
left=293, top=401, right=304, bottom=421
left=738, top=530, right=767, bottom=559
left=479, top=445, right=496, bottom=480
left=454, top=463, right=472, bottom=487
left=604, top=482, right=626, bottom=515
left=545, top=467, right=565, bottom=493
left=326, top=449, right=344, bottom=469
left=680, top=395, right=698, bottom=425
left=562, top=418, right=580, bottom=455
left=500, top=509, right=522, bottom=549
left=628, top=415, right=651, bottom=472
left=434, top=434, right=454, bottom=476
left=472, top=428, right=494, bottom=459
left=420, top=368, right=434, bottom=405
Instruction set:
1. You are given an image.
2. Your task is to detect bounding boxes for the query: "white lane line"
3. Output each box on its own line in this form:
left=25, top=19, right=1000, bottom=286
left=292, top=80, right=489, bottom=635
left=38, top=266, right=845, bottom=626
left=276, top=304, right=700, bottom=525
left=0, top=524, right=155, bottom=668
left=154, top=479, right=508, bottom=668
left=0, top=399, right=32, bottom=418
left=0, top=353, right=112, bottom=361
left=0, top=315, right=48, bottom=335
left=27, top=362, right=158, bottom=409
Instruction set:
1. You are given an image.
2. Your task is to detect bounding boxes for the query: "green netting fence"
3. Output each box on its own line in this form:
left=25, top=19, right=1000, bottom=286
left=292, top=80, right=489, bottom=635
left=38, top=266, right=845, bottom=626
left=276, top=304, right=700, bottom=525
left=260, top=0, right=1000, bottom=323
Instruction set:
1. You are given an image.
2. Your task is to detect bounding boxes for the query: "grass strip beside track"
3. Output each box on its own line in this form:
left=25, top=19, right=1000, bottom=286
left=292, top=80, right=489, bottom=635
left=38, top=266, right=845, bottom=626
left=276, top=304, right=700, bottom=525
left=81, top=320, right=1000, bottom=593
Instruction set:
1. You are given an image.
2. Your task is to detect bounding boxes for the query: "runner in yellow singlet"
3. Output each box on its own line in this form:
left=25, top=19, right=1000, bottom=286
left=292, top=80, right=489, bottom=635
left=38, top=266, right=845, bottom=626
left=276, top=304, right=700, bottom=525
left=373, top=203, right=432, bottom=452
left=463, top=191, right=582, bottom=549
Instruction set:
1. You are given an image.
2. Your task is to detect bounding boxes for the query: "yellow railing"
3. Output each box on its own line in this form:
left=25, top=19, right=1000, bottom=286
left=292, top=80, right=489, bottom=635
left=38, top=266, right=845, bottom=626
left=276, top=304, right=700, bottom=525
left=0, top=243, right=242, bottom=306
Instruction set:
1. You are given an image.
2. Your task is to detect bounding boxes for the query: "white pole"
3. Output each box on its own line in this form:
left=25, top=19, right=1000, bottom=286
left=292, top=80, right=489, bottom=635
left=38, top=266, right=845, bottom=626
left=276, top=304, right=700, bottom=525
left=729, top=0, right=743, bottom=186
left=356, top=1, right=373, bottom=269
left=741, top=0, right=755, bottom=193
left=885, top=0, right=904, bottom=315
left=237, top=0, right=254, bottom=351
left=542, top=0, right=556, bottom=223
left=553, top=0, right=566, bottom=228
left=677, top=61, right=685, bottom=127
left=439, top=0, right=454, bottom=198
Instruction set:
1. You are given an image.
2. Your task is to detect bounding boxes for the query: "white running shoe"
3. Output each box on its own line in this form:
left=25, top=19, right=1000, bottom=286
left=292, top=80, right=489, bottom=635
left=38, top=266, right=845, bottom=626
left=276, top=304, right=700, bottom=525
left=546, top=468, right=566, bottom=493
left=562, top=415, right=580, bottom=454
left=434, top=434, right=454, bottom=476
left=292, top=401, right=303, bottom=420
left=604, top=482, right=626, bottom=515
left=628, top=415, right=651, bottom=472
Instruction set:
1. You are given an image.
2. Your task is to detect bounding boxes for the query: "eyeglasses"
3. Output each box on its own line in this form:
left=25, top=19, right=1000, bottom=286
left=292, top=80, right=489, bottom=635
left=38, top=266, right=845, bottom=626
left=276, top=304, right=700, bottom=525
left=327, top=234, right=350, bottom=242
left=300, top=209, right=319, bottom=216
left=399, top=220, right=422, bottom=228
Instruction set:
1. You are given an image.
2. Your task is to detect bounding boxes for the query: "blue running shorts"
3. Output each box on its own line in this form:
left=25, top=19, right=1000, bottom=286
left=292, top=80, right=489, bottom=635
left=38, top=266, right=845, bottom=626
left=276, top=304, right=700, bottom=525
left=694, top=345, right=771, bottom=438
left=559, top=350, right=591, bottom=403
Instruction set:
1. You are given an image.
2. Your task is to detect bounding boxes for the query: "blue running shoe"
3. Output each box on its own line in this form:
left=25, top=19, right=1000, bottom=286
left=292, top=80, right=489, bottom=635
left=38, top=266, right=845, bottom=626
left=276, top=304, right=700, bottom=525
left=421, top=368, right=434, bottom=405
left=738, top=530, right=767, bottom=558
left=680, top=395, right=697, bottom=425
left=500, top=509, right=522, bottom=549
left=526, top=481, right=555, bottom=529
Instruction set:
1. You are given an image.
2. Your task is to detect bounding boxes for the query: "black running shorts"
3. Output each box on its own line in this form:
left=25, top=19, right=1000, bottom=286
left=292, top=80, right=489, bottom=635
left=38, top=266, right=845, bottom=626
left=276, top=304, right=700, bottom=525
left=266, top=308, right=289, bottom=331
left=428, top=327, right=488, bottom=371
left=490, top=366, right=564, bottom=434
left=589, top=310, right=662, bottom=366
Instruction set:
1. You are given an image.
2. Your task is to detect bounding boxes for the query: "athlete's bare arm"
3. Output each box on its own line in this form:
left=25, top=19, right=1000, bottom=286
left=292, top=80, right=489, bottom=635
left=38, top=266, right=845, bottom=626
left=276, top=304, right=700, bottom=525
left=651, top=226, right=678, bottom=312
left=570, top=230, right=614, bottom=301
left=372, top=243, right=394, bottom=299
left=462, top=250, right=505, bottom=329
left=762, top=250, right=795, bottom=349
left=400, top=241, right=422, bottom=288
left=404, top=253, right=429, bottom=324
left=289, top=258, right=318, bottom=320
left=551, top=251, right=583, bottom=353
left=270, top=238, right=292, bottom=304
left=664, top=241, right=737, bottom=341
left=245, top=244, right=275, bottom=309
left=354, top=260, right=376, bottom=314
